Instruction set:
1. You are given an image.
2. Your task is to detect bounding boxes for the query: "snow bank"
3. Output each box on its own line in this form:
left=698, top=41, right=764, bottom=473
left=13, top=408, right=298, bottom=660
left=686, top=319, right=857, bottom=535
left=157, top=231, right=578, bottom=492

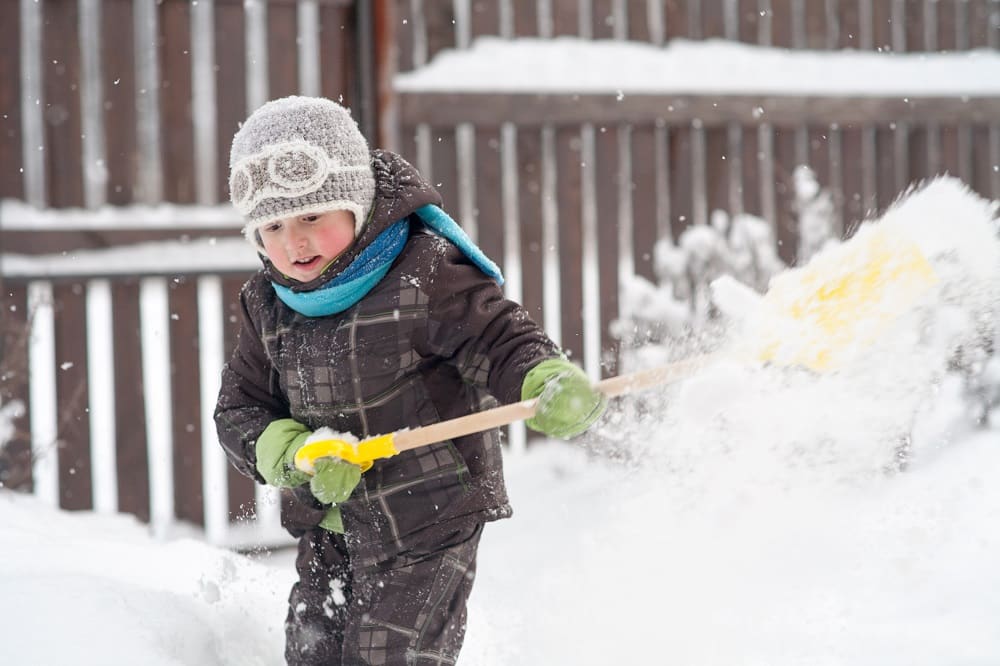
left=0, top=491, right=293, bottom=665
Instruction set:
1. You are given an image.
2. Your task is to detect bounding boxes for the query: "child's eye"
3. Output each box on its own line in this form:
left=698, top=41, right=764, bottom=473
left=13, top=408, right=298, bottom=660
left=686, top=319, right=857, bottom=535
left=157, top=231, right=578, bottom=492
left=302, top=215, right=319, bottom=223
left=263, top=222, right=282, bottom=233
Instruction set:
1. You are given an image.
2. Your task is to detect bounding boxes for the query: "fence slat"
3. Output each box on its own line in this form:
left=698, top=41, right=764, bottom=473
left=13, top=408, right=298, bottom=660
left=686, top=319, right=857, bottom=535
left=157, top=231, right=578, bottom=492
left=244, top=0, right=269, bottom=112
left=134, top=0, right=163, bottom=203
left=198, top=275, right=229, bottom=545
left=160, top=0, right=195, bottom=204
left=0, top=1, right=23, bottom=201
left=580, top=124, right=602, bottom=380
left=191, top=0, right=219, bottom=205
left=27, top=280, right=58, bottom=506
left=540, top=125, right=563, bottom=346
left=140, top=277, right=175, bottom=538
left=500, top=123, right=526, bottom=454
left=215, top=0, right=247, bottom=203
left=298, top=0, right=321, bottom=96
left=79, top=0, right=107, bottom=209
left=19, top=0, right=44, bottom=206
left=86, top=279, right=118, bottom=514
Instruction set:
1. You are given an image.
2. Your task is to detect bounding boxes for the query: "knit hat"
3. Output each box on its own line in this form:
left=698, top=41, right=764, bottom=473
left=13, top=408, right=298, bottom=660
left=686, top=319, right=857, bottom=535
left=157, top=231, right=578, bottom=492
left=229, top=96, right=376, bottom=252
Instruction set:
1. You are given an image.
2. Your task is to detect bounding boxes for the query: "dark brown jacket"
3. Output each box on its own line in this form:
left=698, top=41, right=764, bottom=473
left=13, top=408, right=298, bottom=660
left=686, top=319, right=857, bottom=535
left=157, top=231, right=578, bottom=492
left=214, top=150, right=560, bottom=567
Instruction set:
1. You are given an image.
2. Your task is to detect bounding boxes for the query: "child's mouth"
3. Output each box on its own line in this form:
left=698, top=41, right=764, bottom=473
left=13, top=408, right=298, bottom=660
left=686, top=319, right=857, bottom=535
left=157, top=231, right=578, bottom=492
left=293, top=256, right=321, bottom=269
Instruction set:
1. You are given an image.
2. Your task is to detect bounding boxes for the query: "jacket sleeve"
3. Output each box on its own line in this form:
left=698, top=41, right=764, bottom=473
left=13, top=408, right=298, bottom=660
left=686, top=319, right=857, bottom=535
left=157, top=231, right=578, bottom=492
left=213, top=283, right=289, bottom=482
left=421, top=245, right=563, bottom=405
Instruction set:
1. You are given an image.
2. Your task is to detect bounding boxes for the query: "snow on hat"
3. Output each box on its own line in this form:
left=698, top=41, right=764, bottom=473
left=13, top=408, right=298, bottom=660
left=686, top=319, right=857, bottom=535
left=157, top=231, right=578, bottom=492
left=229, top=96, right=376, bottom=252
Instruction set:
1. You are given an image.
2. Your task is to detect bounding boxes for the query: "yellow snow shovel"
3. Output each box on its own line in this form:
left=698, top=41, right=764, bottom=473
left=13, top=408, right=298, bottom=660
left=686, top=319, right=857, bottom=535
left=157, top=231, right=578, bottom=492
left=295, top=222, right=938, bottom=474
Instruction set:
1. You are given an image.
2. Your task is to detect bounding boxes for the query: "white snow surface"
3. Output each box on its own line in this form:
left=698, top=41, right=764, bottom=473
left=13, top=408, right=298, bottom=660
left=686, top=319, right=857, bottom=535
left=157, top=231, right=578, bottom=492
left=3, top=177, right=1000, bottom=664
left=3, top=425, right=1000, bottom=665
left=395, top=37, right=1000, bottom=96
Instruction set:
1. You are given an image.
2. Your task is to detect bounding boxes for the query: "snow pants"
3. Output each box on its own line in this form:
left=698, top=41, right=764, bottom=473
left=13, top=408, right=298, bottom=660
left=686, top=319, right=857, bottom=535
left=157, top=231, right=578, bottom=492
left=285, top=521, right=482, bottom=665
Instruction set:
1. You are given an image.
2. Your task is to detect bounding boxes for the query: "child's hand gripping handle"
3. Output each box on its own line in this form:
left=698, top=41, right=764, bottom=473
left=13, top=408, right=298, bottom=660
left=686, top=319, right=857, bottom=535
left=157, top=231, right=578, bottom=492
left=293, top=355, right=715, bottom=474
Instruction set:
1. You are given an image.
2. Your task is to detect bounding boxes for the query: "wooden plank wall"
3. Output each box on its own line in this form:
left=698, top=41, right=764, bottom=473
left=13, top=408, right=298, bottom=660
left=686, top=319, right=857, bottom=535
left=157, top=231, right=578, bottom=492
left=0, top=0, right=360, bottom=541
left=393, top=0, right=1000, bottom=391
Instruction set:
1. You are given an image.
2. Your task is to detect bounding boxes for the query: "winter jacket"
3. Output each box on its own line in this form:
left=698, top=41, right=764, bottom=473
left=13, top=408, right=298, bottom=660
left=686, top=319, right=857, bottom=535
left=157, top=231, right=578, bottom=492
left=214, top=150, right=561, bottom=567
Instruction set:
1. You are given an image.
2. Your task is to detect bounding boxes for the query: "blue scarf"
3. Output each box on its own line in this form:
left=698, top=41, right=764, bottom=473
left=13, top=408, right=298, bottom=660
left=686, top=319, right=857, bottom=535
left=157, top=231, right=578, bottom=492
left=272, top=204, right=503, bottom=317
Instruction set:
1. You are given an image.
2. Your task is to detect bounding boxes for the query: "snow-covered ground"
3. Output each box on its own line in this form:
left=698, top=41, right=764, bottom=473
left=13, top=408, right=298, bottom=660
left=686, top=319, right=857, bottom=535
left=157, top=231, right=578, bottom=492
left=3, top=177, right=999, bottom=665
left=3, top=424, right=999, bottom=665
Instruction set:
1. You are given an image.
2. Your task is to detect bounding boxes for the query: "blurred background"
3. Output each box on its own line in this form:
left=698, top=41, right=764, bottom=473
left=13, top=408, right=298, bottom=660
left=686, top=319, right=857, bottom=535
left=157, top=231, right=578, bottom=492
left=1, top=0, right=998, bottom=548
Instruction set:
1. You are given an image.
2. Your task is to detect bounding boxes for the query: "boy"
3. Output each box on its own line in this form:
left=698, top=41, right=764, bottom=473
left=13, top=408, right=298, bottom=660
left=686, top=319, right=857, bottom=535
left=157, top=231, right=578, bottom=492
left=215, top=96, right=606, bottom=665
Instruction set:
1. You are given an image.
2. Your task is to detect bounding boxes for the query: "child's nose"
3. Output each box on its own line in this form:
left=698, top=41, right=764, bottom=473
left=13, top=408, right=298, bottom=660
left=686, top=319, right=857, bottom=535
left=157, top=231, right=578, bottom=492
left=287, top=227, right=308, bottom=249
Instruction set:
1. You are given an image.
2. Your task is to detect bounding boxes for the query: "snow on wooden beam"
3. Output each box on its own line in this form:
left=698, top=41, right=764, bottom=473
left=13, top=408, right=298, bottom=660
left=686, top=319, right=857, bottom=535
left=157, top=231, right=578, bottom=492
left=1, top=237, right=258, bottom=281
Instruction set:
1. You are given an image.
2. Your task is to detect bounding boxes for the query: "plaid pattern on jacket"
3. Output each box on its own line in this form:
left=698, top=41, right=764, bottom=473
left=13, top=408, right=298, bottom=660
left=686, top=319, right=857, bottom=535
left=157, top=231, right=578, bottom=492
left=214, top=150, right=560, bottom=567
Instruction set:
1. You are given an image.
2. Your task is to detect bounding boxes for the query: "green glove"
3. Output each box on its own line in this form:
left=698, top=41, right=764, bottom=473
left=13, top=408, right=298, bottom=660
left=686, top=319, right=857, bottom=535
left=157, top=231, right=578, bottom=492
left=522, top=358, right=607, bottom=439
left=255, top=418, right=313, bottom=488
left=309, top=457, right=362, bottom=505
left=319, top=506, right=346, bottom=534
left=311, top=458, right=362, bottom=535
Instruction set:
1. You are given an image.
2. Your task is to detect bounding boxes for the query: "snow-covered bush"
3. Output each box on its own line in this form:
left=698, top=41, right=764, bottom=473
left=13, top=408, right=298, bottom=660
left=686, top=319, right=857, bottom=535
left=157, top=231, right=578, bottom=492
left=793, top=165, right=838, bottom=263
left=0, top=400, right=25, bottom=453
left=0, top=316, right=29, bottom=489
left=613, top=189, right=792, bottom=368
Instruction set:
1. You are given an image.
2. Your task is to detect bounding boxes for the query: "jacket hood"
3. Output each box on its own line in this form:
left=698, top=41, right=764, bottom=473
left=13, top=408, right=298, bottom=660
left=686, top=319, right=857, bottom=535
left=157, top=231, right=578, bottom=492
left=263, top=149, right=443, bottom=292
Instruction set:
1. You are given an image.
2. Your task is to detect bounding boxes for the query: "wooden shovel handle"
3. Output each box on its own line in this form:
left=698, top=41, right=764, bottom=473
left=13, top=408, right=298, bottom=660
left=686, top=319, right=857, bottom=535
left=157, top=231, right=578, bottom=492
left=391, top=354, right=716, bottom=453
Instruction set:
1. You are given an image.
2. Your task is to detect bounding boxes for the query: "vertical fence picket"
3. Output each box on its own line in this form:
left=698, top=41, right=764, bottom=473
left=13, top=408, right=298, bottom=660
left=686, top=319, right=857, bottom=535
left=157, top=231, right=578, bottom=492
left=140, top=277, right=175, bottom=538
left=645, top=0, right=664, bottom=44
left=500, top=123, right=527, bottom=453
left=991, top=0, right=1000, bottom=199
left=191, top=0, right=218, bottom=206
left=27, top=281, right=58, bottom=507
left=629, top=123, right=659, bottom=284
left=198, top=275, right=229, bottom=546
left=653, top=124, right=672, bottom=249
left=160, top=0, right=196, bottom=204
left=580, top=124, right=602, bottom=380
left=79, top=0, right=107, bottom=209
left=86, top=278, right=118, bottom=514
left=408, top=0, right=432, bottom=178
left=691, top=120, right=708, bottom=227
left=541, top=126, right=563, bottom=347
left=298, top=0, right=321, bottom=96
left=244, top=0, right=269, bottom=113
left=19, top=0, right=45, bottom=207
left=134, top=0, right=163, bottom=203
left=617, top=126, right=635, bottom=293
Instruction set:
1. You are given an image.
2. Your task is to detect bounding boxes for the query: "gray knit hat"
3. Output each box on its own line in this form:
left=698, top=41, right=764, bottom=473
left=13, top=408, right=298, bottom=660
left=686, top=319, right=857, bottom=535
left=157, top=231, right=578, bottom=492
left=229, top=96, right=376, bottom=252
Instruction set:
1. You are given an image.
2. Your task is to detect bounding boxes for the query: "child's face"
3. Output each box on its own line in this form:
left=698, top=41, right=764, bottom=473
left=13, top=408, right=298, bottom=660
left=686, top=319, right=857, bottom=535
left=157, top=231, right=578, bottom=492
left=260, top=209, right=357, bottom=282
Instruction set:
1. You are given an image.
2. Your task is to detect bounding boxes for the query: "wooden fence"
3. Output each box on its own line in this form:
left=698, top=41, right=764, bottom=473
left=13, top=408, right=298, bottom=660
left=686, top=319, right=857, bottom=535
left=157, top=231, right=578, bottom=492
left=388, top=0, right=1000, bottom=384
left=0, top=0, right=368, bottom=546
left=1, top=0, right=999, bottom=545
